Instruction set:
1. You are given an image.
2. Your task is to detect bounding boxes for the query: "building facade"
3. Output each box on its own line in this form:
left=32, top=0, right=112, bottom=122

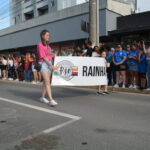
left=0, top=0, right=133, bottom=53
left=9, top=0, right=134, bottom=26
left=109, top=11, right=150, bottom=44
left=10, top=0, right=89, bottom=26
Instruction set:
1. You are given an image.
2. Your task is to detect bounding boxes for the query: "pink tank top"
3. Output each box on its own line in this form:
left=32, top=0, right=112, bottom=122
left=37, top=42, right=53, bottom=62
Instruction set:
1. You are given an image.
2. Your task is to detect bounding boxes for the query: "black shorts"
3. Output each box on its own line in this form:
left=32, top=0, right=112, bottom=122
left=1, top=65, right=7, bottom=70
left=139, top=73, right=146, bottom=78
left=115, top=64, right=127, bottom=71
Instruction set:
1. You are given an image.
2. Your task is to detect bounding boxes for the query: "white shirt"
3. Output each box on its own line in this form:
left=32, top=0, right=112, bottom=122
left=8, top=59, right=14, bottom=67
left=92, top=52, right=100, bottom=57
left=2, top=59, right=7, bottom=65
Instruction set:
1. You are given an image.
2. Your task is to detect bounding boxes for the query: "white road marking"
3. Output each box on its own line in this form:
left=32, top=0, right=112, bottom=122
left=43, top=119, right=79, bottom=134
left=0, top=96, right=81, bottom=134
left=0, top=97, right=81, bottom=120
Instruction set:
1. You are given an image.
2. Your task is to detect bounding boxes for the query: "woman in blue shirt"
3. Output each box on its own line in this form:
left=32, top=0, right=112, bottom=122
left=127, top=44, right=139, bottom=89
left=142, top=41, right=150, bottom=90
left=138, top=50, right=147, bottom=89
left=125, top=45, right=131, bottom=87
left=113, top=44, right=127, bottom=88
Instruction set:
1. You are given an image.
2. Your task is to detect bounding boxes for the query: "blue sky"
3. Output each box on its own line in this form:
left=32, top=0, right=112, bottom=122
left=0, top=0, right=10, bottom=30
left=137, top=0, right=150, bottom=12
left=0, top=0, right=150, bottom=30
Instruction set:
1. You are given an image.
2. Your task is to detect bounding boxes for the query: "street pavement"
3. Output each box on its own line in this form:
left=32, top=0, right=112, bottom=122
left=0, top=81, right=150, bottom=150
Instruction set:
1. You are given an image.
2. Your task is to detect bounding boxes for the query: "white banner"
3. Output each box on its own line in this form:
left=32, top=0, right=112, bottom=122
left=52, top=56, right=107, bottom=86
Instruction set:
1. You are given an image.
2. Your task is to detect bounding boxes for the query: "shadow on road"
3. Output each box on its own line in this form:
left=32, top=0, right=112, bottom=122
left=95, top=128, right=150, bottom=136
left=7, top=86, right=94, bottom=102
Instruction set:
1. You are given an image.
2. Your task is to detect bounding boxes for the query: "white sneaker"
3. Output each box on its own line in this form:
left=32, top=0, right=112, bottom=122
left=32, top=81, right=36, bottom=84
left=49, top=99, right=58, bottom=107
left=8, top=78, right=13, bottom=81
left=146, top=88, right=150, bottom=91
left=40, top=97, right=49, bottom=104
left=133, top=85, right=139, bottom=89
left=129, top=85, right=133, bottom=88
left=114, top=84, right=119, bottom=88
left=15, top=79, right=19, bottom=81
left=122, top=84, right=125, bottom=88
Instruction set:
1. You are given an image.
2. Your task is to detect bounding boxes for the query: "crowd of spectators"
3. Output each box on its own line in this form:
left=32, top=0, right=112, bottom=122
left=0, top=40, right=150, bottom=90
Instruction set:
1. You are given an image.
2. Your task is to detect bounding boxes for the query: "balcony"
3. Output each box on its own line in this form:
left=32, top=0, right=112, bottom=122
left=23, top=0, right=34, bottom=14
left=36, top=0, right=48, bottom=9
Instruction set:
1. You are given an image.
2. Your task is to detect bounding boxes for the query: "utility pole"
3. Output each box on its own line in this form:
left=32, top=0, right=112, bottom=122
left=135, top=0, right=138, bottom=13
left=89, top=0, right=99, bottom=46
left=96, top=0, right=99, bottom=46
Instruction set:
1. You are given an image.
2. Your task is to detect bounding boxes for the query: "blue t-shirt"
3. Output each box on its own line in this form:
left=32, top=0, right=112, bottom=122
left=125, top=50, right=130, bottom=64
left=139, top=54, right=147, bottom=73
left=114, top=50, right=127, bottom=63
left=106, top=52, right=113, bottom=63
left=127, top=50, right=139, bottom=65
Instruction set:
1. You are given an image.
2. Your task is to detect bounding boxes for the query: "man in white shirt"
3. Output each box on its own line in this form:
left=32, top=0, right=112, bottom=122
left=7, top=55, right=14, bottom=80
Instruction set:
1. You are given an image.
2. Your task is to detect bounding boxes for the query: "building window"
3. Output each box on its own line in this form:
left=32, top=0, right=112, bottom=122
left=38, top=6, right=48, bottom=16
left=24, top=11, right=34, bottom=20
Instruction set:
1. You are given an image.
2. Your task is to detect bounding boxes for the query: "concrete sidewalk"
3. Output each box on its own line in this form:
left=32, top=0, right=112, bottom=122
left=0, top=79, right=150, bottom=95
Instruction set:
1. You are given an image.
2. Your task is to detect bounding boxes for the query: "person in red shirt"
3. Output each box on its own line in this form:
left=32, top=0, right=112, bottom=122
left=24, top=53, right=32, bottom=82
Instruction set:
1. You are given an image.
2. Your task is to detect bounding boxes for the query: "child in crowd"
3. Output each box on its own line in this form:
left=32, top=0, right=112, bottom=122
left=97, top=51, right=109, bottom=95
left=31, top=54, right=39, bottom=84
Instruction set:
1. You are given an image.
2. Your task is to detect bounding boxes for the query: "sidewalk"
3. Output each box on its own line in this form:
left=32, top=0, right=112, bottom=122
left=0, top=79, right=150, bottom=95
left=78, top=86, right=150, bottom=95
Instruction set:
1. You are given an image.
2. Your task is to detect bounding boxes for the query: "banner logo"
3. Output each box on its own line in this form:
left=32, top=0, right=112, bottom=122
left=54, top=60, right=78, bottom=81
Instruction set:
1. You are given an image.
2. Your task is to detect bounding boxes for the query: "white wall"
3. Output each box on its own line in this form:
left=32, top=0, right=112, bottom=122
left=57, top=0, right=89, bottom=10
left=107, top=0, right=132, bottom=16
left=76, top=0, right=89, bottom=4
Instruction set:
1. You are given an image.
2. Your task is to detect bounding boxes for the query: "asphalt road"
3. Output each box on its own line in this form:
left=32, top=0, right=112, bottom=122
left=0, top=81, right=150, bottom=150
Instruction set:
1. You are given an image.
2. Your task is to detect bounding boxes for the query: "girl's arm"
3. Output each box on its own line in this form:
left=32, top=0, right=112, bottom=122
left=142, top=41, right=147, bottom=54
left=43, top=57, right=53, bottom=67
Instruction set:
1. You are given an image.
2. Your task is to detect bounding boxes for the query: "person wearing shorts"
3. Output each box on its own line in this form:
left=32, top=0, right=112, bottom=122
left=31, top=54, right=39, bottom=84
left=138, top=50, right=147, bottom=90
left=113, top=44, right=127, bottom=88
left=37, top=29, right=58, bottom=107
left=128, top=44, right=139, bottom=89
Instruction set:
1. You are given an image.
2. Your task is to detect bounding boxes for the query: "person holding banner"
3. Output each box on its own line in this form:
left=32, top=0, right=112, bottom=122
left=97, top=51, right=109, bottom=95
left=37, top=29, right=58, bottom=107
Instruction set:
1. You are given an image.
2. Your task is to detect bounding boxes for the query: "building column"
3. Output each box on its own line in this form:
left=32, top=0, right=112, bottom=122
left=21, top=0, right=25, bottom=22
left=89, top=0, right=97, bottom=46
left=48, top=0, right=58, bottom=13
left=34, top=0, right=39, bottom=17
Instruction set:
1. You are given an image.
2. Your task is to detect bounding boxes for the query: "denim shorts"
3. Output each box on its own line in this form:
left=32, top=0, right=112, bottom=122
left=32, top=64, right=37, bottom=72
left=39, top=61, right=52, bottom=73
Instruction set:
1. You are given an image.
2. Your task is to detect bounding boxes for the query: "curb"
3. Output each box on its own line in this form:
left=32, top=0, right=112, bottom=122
left=0, top=80, right=150, bottom=95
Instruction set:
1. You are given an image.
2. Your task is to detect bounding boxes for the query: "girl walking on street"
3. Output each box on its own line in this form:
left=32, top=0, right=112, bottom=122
left=37, top=29, right=58, bottom=106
